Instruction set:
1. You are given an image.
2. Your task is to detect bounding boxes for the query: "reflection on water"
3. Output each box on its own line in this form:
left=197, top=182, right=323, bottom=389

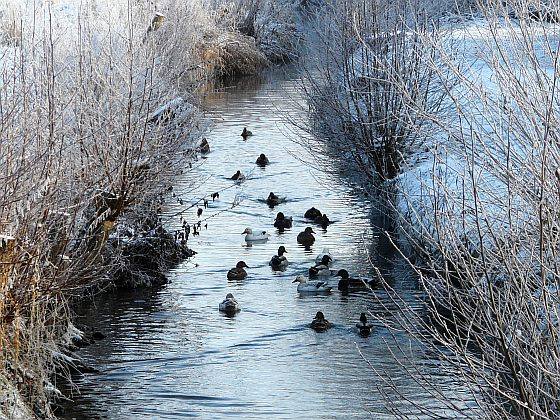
left=60, top=67, right=472, bottom=419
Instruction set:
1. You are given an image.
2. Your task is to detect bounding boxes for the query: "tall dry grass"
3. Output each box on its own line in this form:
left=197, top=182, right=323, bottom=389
left=0, top=0, right=268, bottom=417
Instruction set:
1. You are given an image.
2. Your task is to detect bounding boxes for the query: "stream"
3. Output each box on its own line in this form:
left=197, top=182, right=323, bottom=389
left=60, top=67, right=472, bottom=419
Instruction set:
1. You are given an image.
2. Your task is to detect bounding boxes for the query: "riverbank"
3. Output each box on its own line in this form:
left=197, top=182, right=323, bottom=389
left=53, top=66, right=475, bottom=420
left=0, top=0, right=323, bottom=417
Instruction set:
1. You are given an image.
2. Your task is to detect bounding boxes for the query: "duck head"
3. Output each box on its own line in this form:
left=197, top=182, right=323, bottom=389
left=292, top=275, right=306, bottom=284
left=304, top=227, right=315, bottom=234
left=268, top=192, right=278, bottom=199
left=360, top=312, right=368, bottom=324
left=259, top=153, right=267, bottom=160
left=278, top=246, right=287, bottom=256
left=321, top=255, right=332, bottom=265
left=335, top=269, right=349, bottom=279
left=314, top=311, right=325, bottom=320
left=241, top=228, right=253, bottom=235
left=226, top=293, right=235, bottom=299
left=235, top=261, right=249, bottom=269
left=276, top=212, right=285, bottom=220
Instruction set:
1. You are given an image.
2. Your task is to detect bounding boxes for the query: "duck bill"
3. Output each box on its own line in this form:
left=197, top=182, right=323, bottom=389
left=291, top=279, right=299, bottom=283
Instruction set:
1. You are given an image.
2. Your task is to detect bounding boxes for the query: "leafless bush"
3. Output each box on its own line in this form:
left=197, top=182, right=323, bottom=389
left=299, top=0, right=449, bottom=183
left=369, top=1, right=560, bottom=418
left=0, top=0, right=222, bottom=416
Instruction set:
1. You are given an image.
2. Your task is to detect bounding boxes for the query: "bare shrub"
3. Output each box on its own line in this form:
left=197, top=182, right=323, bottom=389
left=300, top=0, right=449, bottom=182
left=372, top=2, right=560, bottom=418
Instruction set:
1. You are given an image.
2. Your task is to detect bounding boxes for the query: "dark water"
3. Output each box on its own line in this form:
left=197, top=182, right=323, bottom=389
left=60, top=68, right=472, bottom=419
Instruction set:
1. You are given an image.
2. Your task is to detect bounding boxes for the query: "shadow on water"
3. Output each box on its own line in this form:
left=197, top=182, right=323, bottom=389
left=58, top=67, right=472, bottom=420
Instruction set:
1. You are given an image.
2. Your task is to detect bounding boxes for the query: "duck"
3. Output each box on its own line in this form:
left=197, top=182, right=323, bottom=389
left=292, top=275, right=332, bottom=294
left=198, top=138, right=210, bottom=154
left=227, top=261, right=249, bottom=280
left=269, top=246, right=289, bottom=270
left=310, top=311, right=332, bottom=332
left=315, top=214, right=331, bottom=229
left=297, top=227, right=315, bottom=247
left=315, top=248, right=334, bottom=265
left=256, top=153, right=269, bottom=166
left=230, top=170, right=246, bottom=181
left=304, top=207, right=322, bottom=219
left=274, top=212, right=293, bottom=230
left=219, top=293, right=240, bottom=315
left=308, top=255, right=333, bottom=277
left=242, top=227, right=271, bottom=242
left=266, top=192, right=285, bottom=207
left=356, top=312, right=373, bottom=336
left=241, top=127, right=253, bottom=138
left=335, top=269, right=377, bottom=293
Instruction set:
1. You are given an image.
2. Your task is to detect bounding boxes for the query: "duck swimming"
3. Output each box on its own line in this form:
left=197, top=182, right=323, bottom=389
left=269, top=246, right=289, bottom=270
left=356, top=312, right=373, bottom=336
left=335, top=269, right=377, bottom=293
left=266, top=192, right=285, bottom=207
left=315, top=248, right=334, bottom=266
left=219, top=293, right=240, bottom=315
left=274, top=212, right=293, bottom=231
left=310, top=311, right=332, bottom=332
left=230, top=170, right=246, bottom=181
left=256, top=153, right=269, bottom=166
left=297, top=227, right=315, bottom=247
left=315, top=214, right=331, bottom=229
left=308, top=255, right=334, bottom=277
left=227, top=261, right=249, bottom=280
left=304, top=207, right=322, bottom=219
left=242, top=228, right=271, bottom=242
left=241, top=127, right=253, bottom=138
left=198, top=138, right=210, bottom=154
left=292, top=275, right=332, bottom=294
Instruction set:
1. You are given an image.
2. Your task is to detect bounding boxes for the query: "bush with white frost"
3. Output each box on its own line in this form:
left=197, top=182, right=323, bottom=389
left=0, top=0, right=250, bottom=416
left=301, top=0, right=560, bottom=417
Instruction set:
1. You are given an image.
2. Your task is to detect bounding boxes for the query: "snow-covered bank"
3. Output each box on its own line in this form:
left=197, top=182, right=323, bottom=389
left=300, top=0, right=560, bottom=416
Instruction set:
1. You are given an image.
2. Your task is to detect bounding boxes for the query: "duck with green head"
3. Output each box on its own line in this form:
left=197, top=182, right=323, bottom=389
left=269, top=246, right=289, bottom=270
left=356, top=312, right=373, bottom=336
left=335, top=269, right=377, bottom=293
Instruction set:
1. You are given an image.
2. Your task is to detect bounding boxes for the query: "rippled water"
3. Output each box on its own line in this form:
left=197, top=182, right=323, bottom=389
left=60, top=67, right=472, bottom=419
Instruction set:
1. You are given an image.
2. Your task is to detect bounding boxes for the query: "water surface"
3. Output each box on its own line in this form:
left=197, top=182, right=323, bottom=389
left=60, top=68, right=472, bottom=419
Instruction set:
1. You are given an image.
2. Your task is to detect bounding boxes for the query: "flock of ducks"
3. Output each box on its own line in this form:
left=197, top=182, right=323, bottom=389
left=214, top=127, right=375, bottom=335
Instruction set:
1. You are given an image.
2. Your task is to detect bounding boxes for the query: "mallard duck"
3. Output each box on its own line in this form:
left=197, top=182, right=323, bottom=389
left=292, top=275, right=332, bottom=293
left=356, top=312, right=373, bottom=336
left=335, top=269, right=377, bottom=292
left=230, top=170, right=246, bottom=181
left=315, top=214, right=331, bottom=229
left=310, top=311, right=332, bottom=332
left=266, top=192, right=285, bottom=207
left=274, top=212, right=293, bottom=230
left=219, top=293, right=240, bottom=315
left=227, top=261, right=249, bottom=280
left=269, top=246, right=289, bottom=270
left=198, top=138, right=210, bottom=154
left=242, top=228, right=270, bottom=242
left=308, top=255, right=333, bottom=277
left=256, top=153, right=269, bottom=166
left=304, top=207, right=322, bottom=219
left=297, top=227, right=315, bottom=247
left=315, top=248, right=334, bottom=265
left=241, top=127, right=253, bottom=138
